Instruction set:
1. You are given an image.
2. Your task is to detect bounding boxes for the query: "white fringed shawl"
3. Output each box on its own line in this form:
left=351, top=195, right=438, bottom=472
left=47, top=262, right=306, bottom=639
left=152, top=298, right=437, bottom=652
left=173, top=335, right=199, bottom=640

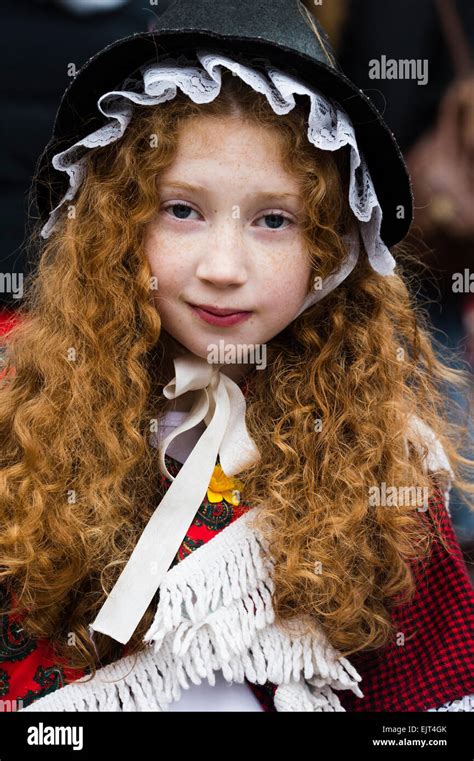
left=20, top=508, right=363, bottom=712
left=21, top=415, right=472, bottom=712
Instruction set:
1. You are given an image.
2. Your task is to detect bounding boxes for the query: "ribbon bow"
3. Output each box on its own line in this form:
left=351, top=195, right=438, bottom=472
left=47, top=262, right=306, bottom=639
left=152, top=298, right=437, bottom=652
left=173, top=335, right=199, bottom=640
left=88, top=352, right=260, bottom=645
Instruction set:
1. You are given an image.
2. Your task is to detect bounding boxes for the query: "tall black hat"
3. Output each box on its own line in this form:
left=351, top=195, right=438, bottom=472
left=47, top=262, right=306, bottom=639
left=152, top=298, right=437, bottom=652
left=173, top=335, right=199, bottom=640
left=33, top=0, right=413, bottom=248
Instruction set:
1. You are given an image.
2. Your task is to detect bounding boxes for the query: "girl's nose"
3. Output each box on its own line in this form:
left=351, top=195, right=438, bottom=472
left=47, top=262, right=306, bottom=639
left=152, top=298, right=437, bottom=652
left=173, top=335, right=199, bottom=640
left=194, top=222, right=248, bottom=287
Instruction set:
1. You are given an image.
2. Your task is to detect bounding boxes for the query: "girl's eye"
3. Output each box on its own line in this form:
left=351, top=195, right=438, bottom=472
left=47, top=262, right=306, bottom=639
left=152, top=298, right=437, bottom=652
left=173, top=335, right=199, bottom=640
left=255, top=212, right=293, bottom=230
left=162, top=203, right=201, bottom=221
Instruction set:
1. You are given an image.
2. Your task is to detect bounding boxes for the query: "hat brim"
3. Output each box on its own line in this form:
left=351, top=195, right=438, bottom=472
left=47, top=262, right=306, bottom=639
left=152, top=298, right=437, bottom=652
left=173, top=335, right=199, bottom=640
left=33, top=30, right=413, bottom=248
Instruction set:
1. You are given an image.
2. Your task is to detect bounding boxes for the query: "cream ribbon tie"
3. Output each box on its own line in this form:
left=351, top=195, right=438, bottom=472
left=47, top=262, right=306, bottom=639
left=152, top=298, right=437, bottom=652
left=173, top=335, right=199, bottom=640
left=88, top=352, right=260, bottom=645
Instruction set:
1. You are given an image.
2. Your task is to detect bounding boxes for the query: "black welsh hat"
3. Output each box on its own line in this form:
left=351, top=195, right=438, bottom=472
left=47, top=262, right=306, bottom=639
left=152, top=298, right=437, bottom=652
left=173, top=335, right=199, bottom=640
left=33, top=0, right=413, bottom=247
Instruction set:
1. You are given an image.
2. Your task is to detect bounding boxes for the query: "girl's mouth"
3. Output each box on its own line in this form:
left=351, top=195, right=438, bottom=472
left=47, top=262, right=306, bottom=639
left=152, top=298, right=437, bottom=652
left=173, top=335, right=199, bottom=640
left=188, top=304, right=253, bottom=327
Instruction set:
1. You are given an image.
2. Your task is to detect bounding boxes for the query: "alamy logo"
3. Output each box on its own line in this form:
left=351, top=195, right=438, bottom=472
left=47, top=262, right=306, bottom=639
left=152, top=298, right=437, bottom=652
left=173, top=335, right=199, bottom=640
left=368, top=482, right=430, bottom=511
left=452, top=269, right=474, bottom=293
left=0, top=272, right=23, bottom=299
left=207, top=340, right=267, bottom=370
left=27, top=722, right=84, bottom=751
left=0, top=698, right=24, bottom=711
left=368, top=55, right=429, bottom=85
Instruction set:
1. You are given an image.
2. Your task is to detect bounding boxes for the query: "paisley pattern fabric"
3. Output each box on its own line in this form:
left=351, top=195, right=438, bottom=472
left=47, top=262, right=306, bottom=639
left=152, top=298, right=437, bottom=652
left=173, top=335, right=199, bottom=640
left=0, top=584, right=88, bottom=709
left=164, top=455, right=255, bottom=567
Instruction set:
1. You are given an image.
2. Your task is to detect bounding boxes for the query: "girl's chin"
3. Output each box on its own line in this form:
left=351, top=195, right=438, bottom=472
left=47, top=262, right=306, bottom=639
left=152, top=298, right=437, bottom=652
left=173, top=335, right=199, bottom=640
left=160, top=323, right=265, bottom=363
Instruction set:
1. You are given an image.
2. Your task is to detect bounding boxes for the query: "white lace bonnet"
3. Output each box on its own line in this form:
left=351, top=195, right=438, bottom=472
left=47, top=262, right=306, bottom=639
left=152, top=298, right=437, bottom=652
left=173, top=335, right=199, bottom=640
left=39, top=49, right=399, bottom=647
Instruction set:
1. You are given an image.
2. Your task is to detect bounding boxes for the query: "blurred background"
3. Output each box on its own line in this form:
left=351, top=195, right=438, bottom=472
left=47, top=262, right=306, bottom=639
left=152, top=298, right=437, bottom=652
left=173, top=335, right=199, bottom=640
left=1, top=0, right=473, bottom=576
left=309, top=0, right=474, bottom=579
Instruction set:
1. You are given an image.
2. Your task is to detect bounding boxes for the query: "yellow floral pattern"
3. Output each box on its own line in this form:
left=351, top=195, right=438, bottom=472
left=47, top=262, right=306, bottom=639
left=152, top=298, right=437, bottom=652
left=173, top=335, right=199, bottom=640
left=207, top=463, right=245, bottom=506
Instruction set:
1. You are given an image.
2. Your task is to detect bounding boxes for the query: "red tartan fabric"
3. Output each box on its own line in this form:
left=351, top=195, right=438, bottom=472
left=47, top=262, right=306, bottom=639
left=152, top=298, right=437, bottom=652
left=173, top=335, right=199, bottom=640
left=337, top=480, right=474, bottom=712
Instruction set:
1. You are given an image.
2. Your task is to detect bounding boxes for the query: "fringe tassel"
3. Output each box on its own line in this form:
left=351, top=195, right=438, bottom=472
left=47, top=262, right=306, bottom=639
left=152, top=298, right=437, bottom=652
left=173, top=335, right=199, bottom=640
left=427, top=694, right=474, bottom=712
left=274, top=681, right=346, bottom=712
left=21, top=511, right=362, bottom=712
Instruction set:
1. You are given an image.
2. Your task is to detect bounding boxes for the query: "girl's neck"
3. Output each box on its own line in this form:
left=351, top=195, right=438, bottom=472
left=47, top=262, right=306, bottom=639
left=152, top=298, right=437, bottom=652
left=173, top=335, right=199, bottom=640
left=159, top=331, right=254, bottom=383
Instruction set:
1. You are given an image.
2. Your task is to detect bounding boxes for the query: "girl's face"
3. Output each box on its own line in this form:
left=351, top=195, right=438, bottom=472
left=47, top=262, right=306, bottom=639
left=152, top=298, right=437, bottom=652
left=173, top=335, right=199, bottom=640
left=144, top=114, right=312, bottom=379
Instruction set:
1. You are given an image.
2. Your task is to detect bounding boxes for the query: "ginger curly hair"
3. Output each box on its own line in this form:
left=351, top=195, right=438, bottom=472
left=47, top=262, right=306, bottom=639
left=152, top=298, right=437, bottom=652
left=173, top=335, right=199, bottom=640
left=1, top=68, right=473, bottom=681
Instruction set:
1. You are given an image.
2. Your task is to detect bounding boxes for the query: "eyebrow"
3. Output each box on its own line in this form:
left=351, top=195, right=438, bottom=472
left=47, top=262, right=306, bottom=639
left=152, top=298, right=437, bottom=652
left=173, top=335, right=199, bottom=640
left=159, top=180, right=300, bottom=200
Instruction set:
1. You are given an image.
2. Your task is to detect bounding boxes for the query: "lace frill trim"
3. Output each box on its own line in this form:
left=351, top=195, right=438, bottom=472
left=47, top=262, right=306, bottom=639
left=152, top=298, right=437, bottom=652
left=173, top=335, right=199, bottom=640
left=39, top=50, right=395, bottom=279
left=409, top=414, right=455, bottom=514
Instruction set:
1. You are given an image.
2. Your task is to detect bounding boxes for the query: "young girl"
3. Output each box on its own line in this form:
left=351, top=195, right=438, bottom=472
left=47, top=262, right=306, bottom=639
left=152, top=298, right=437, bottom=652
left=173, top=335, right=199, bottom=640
left=1, top=0, right=473, bottom=712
